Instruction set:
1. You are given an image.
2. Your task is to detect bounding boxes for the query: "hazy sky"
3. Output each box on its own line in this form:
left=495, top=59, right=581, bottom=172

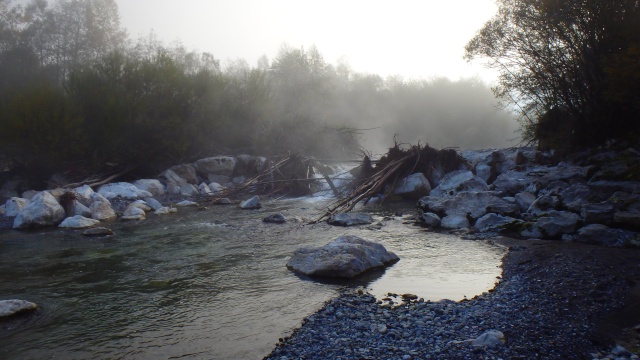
left=115, top=0, right=499, bottom=82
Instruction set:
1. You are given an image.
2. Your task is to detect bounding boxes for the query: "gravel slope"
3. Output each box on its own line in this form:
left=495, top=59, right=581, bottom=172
left=265, top=238, right=640, bottom=360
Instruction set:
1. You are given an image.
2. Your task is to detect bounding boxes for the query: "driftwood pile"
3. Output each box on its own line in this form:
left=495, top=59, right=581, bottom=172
left=209, top=153, right=338, bottom=201
left=313, top=144, right=470, bottom=223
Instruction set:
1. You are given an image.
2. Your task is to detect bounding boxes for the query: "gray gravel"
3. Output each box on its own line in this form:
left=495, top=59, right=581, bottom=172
left=265, top=239, right=640, bottom=360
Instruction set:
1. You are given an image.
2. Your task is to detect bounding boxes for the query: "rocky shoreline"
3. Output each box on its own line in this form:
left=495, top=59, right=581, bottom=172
left=266, top=237, right=640, bottom=360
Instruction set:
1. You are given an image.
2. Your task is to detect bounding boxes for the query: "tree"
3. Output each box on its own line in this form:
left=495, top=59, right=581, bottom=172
left=465, top=0, right=640, bottom=150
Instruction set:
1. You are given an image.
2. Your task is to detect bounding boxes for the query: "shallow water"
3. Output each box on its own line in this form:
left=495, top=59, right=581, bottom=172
left=0, top=198, right=504, bottom=359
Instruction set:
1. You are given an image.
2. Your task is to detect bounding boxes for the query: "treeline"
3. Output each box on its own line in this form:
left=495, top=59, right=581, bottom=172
left=0, top=0, right=517, bottom=183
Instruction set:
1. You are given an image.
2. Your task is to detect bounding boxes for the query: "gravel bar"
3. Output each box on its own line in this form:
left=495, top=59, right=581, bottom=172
left=265, top=238, right=640, bottom=360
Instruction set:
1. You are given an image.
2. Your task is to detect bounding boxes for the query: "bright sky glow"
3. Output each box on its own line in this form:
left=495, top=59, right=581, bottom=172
left=115, top=0, right=499, bottom=82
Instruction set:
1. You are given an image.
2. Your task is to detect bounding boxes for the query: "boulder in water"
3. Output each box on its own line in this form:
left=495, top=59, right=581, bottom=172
left=0, top=299, right=38, bottom=318
left=4, top=197, right=28, bottom=217
left=13, top=191, right=66, bottom=229
left=83, top=227, right=114, bottom=237
left=286, top=235, right=399, bottom=278
left=59, top=215, right=100, bottom=229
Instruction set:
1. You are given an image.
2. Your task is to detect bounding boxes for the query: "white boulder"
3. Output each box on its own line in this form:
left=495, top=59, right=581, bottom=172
left=13, top=191, right=66, bottom=229
left=133, top=179, right=165, bottom=198
left=59, top=215, right=100, bottom=229
left=0, top=299, right=38, bottom=318
left=5, top=197, right=28, bottom=217
left=98, top=182, right=152, bottom=200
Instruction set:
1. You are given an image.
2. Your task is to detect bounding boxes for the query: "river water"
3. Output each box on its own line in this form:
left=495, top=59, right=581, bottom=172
left=0, top=197, right=504, bottom=359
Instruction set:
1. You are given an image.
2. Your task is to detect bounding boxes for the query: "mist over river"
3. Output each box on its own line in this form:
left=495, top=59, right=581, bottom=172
left=0, top=198, right=504, bottom=359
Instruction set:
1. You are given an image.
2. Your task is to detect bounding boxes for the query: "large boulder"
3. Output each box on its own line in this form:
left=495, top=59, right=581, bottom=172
left=193, top=156, right=236, bottom=177
left=286, top=235, right=399, bottom=278
left=474, top=213, right=524, bottom=234
left=440, top=215, right=470, bottom=229
left=59, top=215, right=100, bottom=229
left=430, top=170, right=489, bottom=198
left=133, top=179, right=166, bottom=198
left=393, top=173, right=431, bottom=199
left=0, top=299, right=38, bottom=318
left=89, top=194, right=116, bottom=221
left=98, top=182, right=153, bottom=200
left=492, top=171, right=534, bottom=196
left=122, top=204, right=145, bottom=221
left=328, top=213, right=373, bottom=226
left=69, top=200, right=91, bottom=218
left=523, top=210, right=581, bottom=239
left=73, top=185, right=95, bottom=206
left=575, top=224, right=637, bottom=247
left=421, top=212, right=441, bottom=227
left=4, top=197, right=28, bottom=217
left=560, top=183, right=601, bottom=212
left=13, top=191, right=66, bottom=229
left=167, top=164, right=198, bottom=184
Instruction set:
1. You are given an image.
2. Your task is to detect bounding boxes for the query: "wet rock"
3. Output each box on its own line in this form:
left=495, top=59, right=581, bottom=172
left=440, top=215, right=470, bottom=229
left=82, top=227, right=113, bottom=237
left=286, top=235, right=399, bottom=278
left=421, top=212, right=441, bottom=227
left=129, top=200, right=152, bottom=212
left=13, top=191, right=66, bottom=229
left=328, top=213, right=373, bottom=226
left=4, top=197, right=28, bottom=217
left=527, top=195, right=562, bottom=215
left=194, top=156, right=236, bottom=177
left=98, top=182, right=153, bottom=200
left=239, top=196, right=261, bottom=210
left=430, top=170, right=489, bottom=198
left=0, top=299, right=37, bottom=318
left=133, top=179, right=166, bottom=198
left=89, top=198, right=116, bottom=221
left=263, top=213, right=286, bottom=224
left=198, top=182, right=213, bottom=195
left=59, top=215, right=100, bottom=228
left=393, top=173, right=431, bottom=199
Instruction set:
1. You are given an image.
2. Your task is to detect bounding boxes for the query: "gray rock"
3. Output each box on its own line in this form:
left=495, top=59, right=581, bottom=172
left=575, top=224, right=634, bottom=247
left=474, top=213, right=524, bottom=233
left=588, top=181, right=640, bottom=196
left=179, top=183, right=199, bottom=197
left=168, top=164, right=198, bottom=184
left=393, top=173, right=431, bottom=199
left=560, top=184, right=600, bottom=212
left=208, top=182, right=225, bottom=193
left=89, top=200, right=116, bottom=221
left=82, top=227, right=114, bottom=237
left=239, top=196, right=261, bottom=210
left=421, top=212, right=441, bottom=227
left=492, top=171, right=533, bottom=196
left=419, top=191, right=517, bottom=220
left=129, top=200, right=152, bottom=212
left=581, top=202, right=615, bottom=225
left=440, top=215, right=470, bottom=229
left=21, top=190, right=38, bottom=200
left=133, top=179, right=166, bottom=197
left=154, top=207, right=177, bottom=215
left=0, top=299, right=38, bottom=318
left=122, top=204, right=146, bottom=220
left=4, top=197, right=28, bottom=217
left=328, top=213, right=373, bottom=226
left=162, top=169, right=189, bottom=186
left=472, top=330, right=505, bottom=348
left=214, top=198, right=232, bottom=205
left=143, top=197, right=163, bottom=211
left=430, top=170, right=488, bottom=198
left=286, top=235, right=399, bottom=278
left=263, top=213, right=286, bottom=224
left=194, top=156, right=236, bottom=177
left=70, top=200, right=91, bottom=218
left=13, top=191, right=66, bottom=229
left=515, top=192, right=536, bottom=212
left=175, top=200, right=198, bottom=207
left=59, top=215, right=100, bottom=229
left=539, top=163, right=588, bottom=186
left=198, top=182, right=213, bottom=195
left=98, top=182, right=153, bottom=200
left=208, top=174, right=231, bottom=186
left=527, top=210, right=581, bottom=239
left=166, top=183, right=181, bottom=195
left=74, top=185, right=95, bottom=206
left=614, top=211, right=640, bottom=230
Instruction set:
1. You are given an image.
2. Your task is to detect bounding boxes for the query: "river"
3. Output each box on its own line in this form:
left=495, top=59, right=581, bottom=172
left=0, top=197, right=504, bottom=359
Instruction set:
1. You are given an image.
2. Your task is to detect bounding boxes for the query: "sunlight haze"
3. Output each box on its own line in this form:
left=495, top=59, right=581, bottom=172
left=115, top=0, right=499, bottom=82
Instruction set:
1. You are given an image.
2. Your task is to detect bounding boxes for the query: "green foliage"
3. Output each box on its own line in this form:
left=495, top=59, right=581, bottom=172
left=466, top=0, right=640, bottom=149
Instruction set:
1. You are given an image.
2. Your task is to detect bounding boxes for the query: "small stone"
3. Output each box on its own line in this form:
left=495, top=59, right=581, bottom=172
left=263, top=213, right=286, bottom=224
left=82, top=227, right=114, bottom=237
left=175, top=200, right=198, bottom=207
left=239, top=196, right=261, bottom=209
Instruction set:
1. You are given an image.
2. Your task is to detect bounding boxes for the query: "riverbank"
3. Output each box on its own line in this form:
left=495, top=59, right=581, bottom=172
left=265, top=237, right=640, bottom=359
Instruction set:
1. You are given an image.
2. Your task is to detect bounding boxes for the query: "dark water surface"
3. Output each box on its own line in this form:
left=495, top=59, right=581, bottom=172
left=0, top=198, right=504, bottom=359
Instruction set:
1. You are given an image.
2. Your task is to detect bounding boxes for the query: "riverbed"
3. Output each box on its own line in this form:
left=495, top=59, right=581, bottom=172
left=0, top=198, right=504, bottom=359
